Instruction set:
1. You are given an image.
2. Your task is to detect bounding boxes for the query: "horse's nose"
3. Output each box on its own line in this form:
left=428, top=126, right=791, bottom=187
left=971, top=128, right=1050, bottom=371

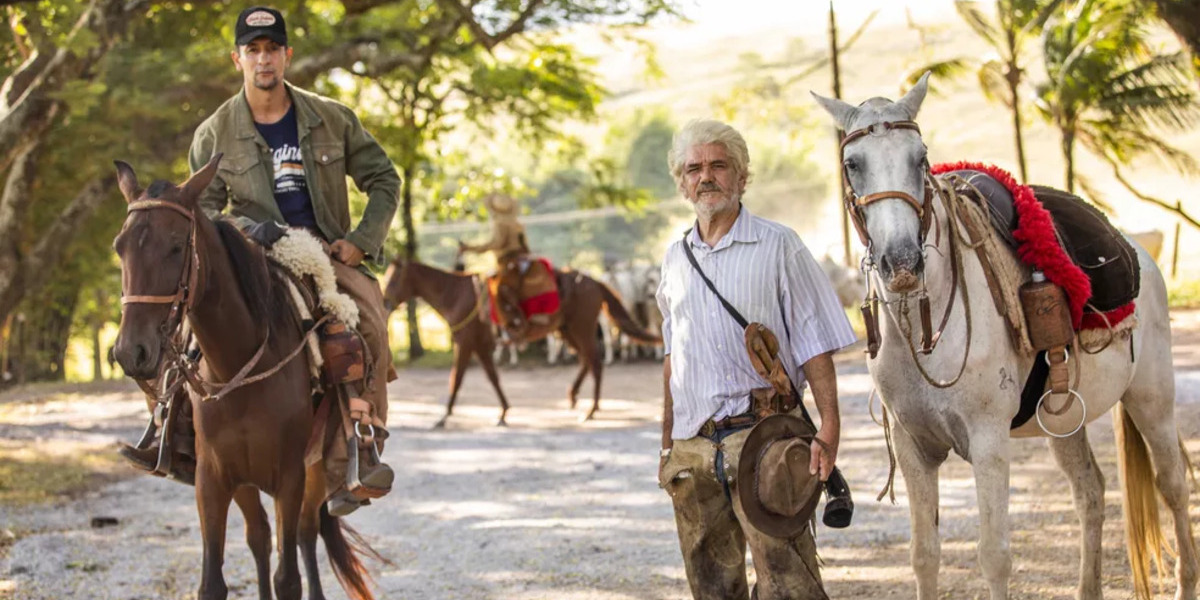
left=114, top=339, right=159, bottom=379
left=882, top=244, right=924, bottom=293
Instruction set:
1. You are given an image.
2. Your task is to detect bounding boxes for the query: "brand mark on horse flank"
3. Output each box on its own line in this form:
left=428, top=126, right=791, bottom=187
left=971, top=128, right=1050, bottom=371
left=245, top=11, right=276, bottom=26
left=998, top=367, right=1015, bottom=391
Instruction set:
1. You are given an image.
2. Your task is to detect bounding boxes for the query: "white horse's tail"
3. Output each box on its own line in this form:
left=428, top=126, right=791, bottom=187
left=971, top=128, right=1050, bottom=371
left=1113, top=404, right=1174, bottom=600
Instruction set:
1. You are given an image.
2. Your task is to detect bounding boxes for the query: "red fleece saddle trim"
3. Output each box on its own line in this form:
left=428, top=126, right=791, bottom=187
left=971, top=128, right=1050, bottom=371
left=931, top=161, right=1133, bottom=331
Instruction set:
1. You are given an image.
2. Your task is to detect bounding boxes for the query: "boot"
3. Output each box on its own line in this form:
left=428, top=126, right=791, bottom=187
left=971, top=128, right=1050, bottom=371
left=117, top=439, right=196, bottom=486
left=118, top=442, right=159, bottom=471
left=118, top=393, right=196, bottom=485
left=327, top=488, right=368, bottom=517
left=497, top=284, right=526, bottom=333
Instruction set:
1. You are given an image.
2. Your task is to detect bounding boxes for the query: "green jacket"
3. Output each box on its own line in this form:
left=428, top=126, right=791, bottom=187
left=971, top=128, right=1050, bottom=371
left=188, top=82, right=400, bottom=272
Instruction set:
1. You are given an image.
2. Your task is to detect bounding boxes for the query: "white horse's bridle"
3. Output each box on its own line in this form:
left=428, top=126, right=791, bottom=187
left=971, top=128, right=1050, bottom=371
left=839, top=119, right=937, bottom=248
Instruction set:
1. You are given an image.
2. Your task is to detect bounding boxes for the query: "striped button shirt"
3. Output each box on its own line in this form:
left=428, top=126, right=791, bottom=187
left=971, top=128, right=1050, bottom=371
left=656, top=205, right=858, bottom=440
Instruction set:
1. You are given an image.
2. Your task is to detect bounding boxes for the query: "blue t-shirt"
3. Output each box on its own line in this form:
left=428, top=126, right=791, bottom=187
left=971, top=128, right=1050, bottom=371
left=254, top=106, right=319, bottom=230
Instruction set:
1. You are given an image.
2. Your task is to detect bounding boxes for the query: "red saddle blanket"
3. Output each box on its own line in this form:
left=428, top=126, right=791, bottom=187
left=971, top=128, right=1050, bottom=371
left=932, top=162, right=1136, bottom=331
left=487, top=257, right=560, bottom=324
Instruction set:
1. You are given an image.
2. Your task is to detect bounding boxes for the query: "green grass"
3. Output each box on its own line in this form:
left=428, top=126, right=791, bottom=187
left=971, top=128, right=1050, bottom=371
left=1168, top=278, right=1200, bottom=309
left=0, top=443, right=127, bottom=507
left=394, top=348, right=457, bottom=369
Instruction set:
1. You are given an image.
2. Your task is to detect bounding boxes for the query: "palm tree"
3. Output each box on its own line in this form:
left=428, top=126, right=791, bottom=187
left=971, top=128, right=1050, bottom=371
left=907, top=0, right=1064, bottom=182
left=1035, top=0, right=1199, bottom=223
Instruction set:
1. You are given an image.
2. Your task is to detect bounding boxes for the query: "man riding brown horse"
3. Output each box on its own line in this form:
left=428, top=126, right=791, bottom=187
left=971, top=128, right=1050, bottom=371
left=117, top=5, right=398, bottom=518
left=458, top=193, right=558, bottom=339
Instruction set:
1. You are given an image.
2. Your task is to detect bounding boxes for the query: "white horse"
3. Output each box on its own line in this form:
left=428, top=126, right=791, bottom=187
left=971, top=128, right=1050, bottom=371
left=819, top=254, right=867, bottom=309
left=607, top=262, right=663, bottom=362
left=814, top=73, right=1196, bottom=600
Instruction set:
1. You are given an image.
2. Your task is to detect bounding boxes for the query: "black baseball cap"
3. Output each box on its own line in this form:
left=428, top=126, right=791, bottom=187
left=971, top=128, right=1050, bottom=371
left=235, top=6, right=287, bottom=47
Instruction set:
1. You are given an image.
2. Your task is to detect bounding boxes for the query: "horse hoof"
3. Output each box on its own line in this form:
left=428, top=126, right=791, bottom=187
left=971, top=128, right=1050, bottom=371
left=496, top=418, right=508, bottom=427
left=432, top=419, right=448, bottom=429
left=580, top=409, right=596, bottom=422
left=568, top=396, right=578, bottom=409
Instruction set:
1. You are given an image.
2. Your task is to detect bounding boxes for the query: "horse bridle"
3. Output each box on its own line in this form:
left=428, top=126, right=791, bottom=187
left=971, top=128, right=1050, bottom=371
left=122, top=200, right=202, bottom=327
left=839, top=120, right=936, bottom=247
left=840, top=119, right=960, bottom=358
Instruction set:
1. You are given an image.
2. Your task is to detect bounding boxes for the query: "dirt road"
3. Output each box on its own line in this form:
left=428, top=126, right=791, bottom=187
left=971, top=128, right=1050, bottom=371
left=3, top=312, right=1200, bottom=599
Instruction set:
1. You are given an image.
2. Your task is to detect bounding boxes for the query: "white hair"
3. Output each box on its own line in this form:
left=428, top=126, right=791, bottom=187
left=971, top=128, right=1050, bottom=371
left=667, top=119, right=752, bottom=190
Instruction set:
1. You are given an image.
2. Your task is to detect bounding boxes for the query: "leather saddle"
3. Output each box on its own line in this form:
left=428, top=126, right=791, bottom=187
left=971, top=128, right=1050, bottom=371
left=939, top=170, right=1140, bottom=316
left=487, top=254, right=561, bottom=333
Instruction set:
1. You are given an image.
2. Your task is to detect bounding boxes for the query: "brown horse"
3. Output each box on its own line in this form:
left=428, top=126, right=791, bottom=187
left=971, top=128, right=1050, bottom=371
left=111, top=156, right=379, bottom=600
left=382, top=258, right=659, bottom=423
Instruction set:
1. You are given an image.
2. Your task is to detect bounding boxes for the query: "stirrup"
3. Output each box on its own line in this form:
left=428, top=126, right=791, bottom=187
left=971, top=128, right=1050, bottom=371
left=345, top=421, right=393, bottom=501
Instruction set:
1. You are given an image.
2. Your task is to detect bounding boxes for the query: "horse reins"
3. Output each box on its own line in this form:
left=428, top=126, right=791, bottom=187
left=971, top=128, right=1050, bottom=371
left=449, top=276, right=487, bottom=334
left=121, top=199, right=323, bottom=402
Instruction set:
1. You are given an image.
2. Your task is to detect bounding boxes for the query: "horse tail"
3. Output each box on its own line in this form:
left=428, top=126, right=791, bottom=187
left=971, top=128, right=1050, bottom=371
left=1113, top=404, right=1172, bottom=600
left=595, top=279, right=661, bottom=344
left=319, top=505, right=389, bottom=600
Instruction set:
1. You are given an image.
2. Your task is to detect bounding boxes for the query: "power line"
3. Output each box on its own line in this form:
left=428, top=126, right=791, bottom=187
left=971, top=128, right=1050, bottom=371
left=416, top=200, right=684, bottom=235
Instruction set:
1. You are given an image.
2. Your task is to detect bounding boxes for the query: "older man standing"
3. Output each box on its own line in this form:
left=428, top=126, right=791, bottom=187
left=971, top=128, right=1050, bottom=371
left=656, top=119, right=857, bottom=599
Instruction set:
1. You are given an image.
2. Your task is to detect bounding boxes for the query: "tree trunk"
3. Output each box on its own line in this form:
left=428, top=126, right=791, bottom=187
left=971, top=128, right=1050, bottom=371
left=0, top=0, right=144, bottom=329
left=1062, top=128, right=1076, bottom=193
left=11, top=283, right=78, bottom=383
left=0, top=140, right=41, bottom=323
left=829, top=0, right=851, bottom=267
left=91, top=320, right=102, bottom=382
left=401, top=163, right=424, bottom=360
left=1004, top=53, right=1029, bottom=182
left=1011, top=98, right=1028, bottom=183
left=0, top=174, right=115, bottom=328
left=0, top=313, right=12, bottom=387
left=91, top=287, right=104, bottom=382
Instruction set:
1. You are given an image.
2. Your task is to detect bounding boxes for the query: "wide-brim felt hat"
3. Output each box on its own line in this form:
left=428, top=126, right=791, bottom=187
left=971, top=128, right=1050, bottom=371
left=738, top=413, right=821, bottom=538
left=484, top=193, right=517, bottom=215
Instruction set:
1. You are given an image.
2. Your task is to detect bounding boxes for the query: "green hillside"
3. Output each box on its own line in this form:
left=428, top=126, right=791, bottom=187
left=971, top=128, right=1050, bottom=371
left=564, top=5, right=1200, bottom=276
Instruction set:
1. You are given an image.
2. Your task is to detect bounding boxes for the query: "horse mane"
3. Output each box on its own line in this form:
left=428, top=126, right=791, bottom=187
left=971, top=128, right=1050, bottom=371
left=213, top=219, right=294, bottom=330
left=146, top=179, right=173, bottom=198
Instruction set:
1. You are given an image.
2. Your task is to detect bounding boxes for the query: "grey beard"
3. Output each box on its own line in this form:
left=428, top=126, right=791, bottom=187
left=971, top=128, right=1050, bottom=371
left=695, top=193, right=740, bottom=221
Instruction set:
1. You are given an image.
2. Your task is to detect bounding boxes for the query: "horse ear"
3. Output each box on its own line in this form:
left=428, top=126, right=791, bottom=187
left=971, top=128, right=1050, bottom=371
left=179, top=153, right=223, bottom=204
left=897, top=71, right=931, bottom=119
left=810, top=92, right=858, bottom=132
left=113, top=160, right=139, bottom=203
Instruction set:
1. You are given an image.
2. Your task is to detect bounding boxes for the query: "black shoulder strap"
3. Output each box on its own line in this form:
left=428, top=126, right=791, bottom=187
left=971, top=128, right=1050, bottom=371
left=681, top=229, right=749, bottom=329
left=681, top=229, right=794, bottom=341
